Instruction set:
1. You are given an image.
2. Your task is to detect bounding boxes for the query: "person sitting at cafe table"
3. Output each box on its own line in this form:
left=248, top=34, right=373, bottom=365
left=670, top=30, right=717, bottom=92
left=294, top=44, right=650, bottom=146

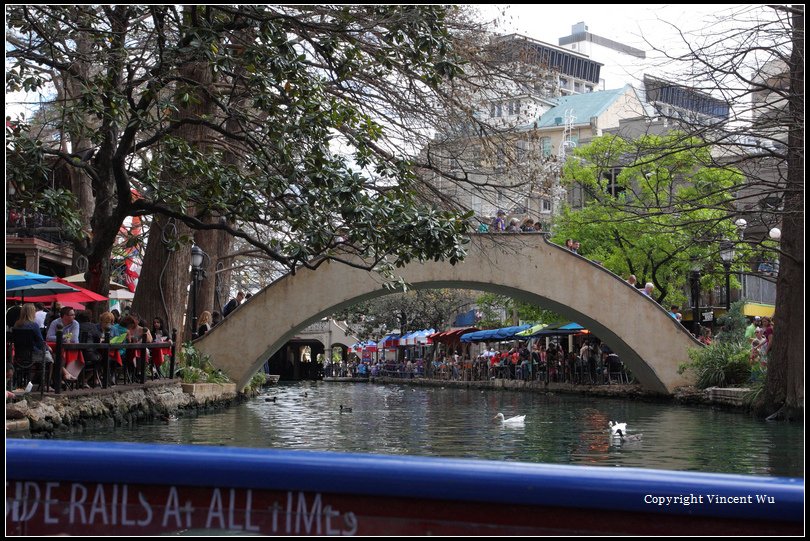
left=46, top=306, right=81, bottom=344
left=151, top=316, right=168, bottom=341
left=16, top=303, right=75, bottom=384
left=120, top=315, right=153, bottom=343
left=76, top=310, right=102, bottom=388
left=119, top=316, right=153, bottom=371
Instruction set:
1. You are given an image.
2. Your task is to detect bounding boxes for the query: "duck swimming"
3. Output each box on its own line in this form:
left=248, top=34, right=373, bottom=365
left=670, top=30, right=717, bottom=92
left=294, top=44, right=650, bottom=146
left=340, top=405, right=352, bottom=413
left=494, top=413, right=526, bottom=426
left=615, top=428, right=642, bottom=442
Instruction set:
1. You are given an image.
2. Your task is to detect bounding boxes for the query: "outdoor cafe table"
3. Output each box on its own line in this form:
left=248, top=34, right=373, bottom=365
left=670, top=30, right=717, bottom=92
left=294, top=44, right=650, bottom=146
left=58, top=342, right=174, bottom=387
left=46, top=341, right=84, bottom=379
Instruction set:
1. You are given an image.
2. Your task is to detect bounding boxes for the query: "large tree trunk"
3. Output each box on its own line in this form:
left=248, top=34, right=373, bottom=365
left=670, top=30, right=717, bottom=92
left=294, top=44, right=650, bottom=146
left=762, top=6, right=804, bottom=421
left=131, top=43, right=214, bottom=340
left=131, top=215, right=192, bottom=338
left=194, top=24, right=252, bottom=314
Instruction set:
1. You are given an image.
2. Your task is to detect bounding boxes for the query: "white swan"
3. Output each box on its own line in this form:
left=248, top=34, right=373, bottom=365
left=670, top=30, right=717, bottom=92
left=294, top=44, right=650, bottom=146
left=494, top=413, right=526, bottom=426
left=608, top=421, right=627, bottom=436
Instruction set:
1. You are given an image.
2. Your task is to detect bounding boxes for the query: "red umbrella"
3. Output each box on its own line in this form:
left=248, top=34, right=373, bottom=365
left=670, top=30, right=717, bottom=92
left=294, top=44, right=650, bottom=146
left=7, top=277, right=108, bottom=303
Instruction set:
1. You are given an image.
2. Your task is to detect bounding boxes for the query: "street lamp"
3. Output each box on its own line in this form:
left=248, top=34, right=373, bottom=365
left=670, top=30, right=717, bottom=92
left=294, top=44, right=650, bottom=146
left=190, top=244, right=206, bottom=338
left=690, top=257, right=702, bottom=336
left=769, top=227, right=781, bottom=240
left=719, top=240, right=735, bottom=310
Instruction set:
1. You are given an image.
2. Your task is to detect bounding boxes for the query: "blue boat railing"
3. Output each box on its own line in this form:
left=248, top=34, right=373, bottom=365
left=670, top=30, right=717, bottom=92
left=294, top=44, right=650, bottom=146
left=6, top=439, right=803, bottom=535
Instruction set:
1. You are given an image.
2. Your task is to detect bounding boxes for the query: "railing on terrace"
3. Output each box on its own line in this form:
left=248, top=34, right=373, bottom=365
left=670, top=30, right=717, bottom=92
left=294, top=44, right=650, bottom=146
left=9, top=328, right=178, bottom=395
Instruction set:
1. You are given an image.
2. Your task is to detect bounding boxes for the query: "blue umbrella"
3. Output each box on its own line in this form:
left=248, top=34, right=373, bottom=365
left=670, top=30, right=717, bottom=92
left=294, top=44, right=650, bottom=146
left=6, top=280, right=79, bottom=301
left=5, top=266, right=54, bottom=290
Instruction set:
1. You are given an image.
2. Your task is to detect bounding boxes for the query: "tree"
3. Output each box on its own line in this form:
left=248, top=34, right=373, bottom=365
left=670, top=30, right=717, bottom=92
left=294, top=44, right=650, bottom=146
left=338, top=289, right=478, bottom=340
left=641, top=5, right=803, bottom=419
left=475, top=293, right=561, bottom=329
left=554, top=132, right=748, bottom=307
left=7, top=6, right=500, bottom=334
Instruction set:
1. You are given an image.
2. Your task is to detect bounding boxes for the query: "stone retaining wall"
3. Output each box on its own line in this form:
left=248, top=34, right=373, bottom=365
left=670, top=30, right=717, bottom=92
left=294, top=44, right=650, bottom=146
left=6, top=381, right=242, bottom=437
left=370, top=377, right=746, bottom=407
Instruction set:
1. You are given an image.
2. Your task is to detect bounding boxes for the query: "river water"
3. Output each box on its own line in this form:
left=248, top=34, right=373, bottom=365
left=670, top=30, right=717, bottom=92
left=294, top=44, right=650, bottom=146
left=53, top=382, right=803, bottom=478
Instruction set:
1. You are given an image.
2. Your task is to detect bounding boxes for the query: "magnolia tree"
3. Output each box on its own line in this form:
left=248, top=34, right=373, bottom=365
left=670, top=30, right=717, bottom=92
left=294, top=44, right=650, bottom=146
left=6, top=6, right=531, bottom=335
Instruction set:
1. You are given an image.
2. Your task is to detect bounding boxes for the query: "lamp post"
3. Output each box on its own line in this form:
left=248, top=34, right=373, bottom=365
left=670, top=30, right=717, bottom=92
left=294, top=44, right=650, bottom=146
left=690, top=258, right=702, bottom=336
left=190, top=244, right=206, bottom=338
left=734, top=218, right=747, bottom=237
left=719, top=240, right=735, bottom=310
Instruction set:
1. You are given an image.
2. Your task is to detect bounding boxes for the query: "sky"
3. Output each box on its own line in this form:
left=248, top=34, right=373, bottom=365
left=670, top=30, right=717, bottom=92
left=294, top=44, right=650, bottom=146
left=473, top=4, right=752, bottom=92
left=5, top=5, right=750, bottom=119
left=476, top=4, right=742, bottom=50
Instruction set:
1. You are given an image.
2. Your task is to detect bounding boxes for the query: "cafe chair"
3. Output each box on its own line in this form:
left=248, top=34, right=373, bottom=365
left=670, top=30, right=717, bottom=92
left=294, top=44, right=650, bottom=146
left=11, top=328, right=52, bottom=395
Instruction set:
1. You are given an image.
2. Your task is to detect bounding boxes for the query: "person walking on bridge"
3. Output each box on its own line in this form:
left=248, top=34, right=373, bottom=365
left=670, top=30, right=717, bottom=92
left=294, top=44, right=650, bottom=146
left=222, top=291, right=245, bottom=318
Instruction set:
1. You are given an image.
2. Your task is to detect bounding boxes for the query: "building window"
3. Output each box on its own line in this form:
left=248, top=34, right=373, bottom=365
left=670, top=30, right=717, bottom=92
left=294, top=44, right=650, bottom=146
left=541, top=199, right=552, bottom=212
left=603, top=168, right=625, bottom=198
left=540, top=137, right=553, bottom=158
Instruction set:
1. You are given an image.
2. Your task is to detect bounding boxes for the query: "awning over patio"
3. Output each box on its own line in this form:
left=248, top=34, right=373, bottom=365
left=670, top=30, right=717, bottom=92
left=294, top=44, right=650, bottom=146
left=742, top=303, right=775, bottom=318
left=429, top=327, right=479, bottom=345
left=460, top=324, right=531, bottom=343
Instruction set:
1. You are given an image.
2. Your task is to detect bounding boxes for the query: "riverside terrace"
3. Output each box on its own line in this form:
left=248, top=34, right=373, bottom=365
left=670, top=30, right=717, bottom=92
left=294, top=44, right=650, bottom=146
left=8, top=329, right=177, bottom=396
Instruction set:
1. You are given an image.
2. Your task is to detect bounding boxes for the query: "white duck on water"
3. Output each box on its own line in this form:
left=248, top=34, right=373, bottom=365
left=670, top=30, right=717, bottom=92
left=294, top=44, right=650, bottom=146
left=494, top=413, right=526, bottom=426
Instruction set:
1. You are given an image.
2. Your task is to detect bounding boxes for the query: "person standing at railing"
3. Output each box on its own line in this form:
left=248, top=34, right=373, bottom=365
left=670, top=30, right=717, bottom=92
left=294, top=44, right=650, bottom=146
left=197, top=311, right=212, bottom=336
left=222, top=291, right=245, bottom=318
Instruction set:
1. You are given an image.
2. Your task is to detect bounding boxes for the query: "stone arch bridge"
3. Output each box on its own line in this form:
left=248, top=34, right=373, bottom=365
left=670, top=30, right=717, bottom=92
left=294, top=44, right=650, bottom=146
left=196, top=235, right=700, bottom=393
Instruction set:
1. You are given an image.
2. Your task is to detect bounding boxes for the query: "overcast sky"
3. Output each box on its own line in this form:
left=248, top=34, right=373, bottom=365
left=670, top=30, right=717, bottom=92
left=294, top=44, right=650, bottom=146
left=5, top=5, right=751, bottom=119
left=476, top=4, right=742, bottom=50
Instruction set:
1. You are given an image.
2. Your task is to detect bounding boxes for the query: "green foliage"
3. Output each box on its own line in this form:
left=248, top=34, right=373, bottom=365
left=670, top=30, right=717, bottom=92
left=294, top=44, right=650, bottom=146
left=554, top=132, right=749, bottom=307
left=244, top=372, right=268, bottom=394
left=177, top=342, right=230, bottom=384
left=714, top=300, right=748, bottom=343
left=475, top=293, right=561, bottom=328
left=680, top=341, right=752, bottom=389
left=6, top=5, right=474, bottom=278
left=338, top=289, right=477, bottom=339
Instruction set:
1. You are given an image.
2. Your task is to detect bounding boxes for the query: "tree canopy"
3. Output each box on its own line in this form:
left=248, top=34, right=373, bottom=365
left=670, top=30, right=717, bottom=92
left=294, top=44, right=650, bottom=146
left=554, top=132, right=748, bottom=306
left=338, top=289, right=477, bottom=340
left=6, top=5, right=487, bottom=289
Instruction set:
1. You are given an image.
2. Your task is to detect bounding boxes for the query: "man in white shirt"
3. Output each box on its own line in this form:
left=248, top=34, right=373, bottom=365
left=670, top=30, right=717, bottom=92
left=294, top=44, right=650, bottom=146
left=46, top=307, right=80, bottom=343
left=34, top=303, right=48, bottom=329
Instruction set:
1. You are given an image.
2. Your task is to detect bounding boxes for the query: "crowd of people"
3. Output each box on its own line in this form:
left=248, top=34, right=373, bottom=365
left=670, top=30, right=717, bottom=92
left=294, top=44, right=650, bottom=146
left=8, top=302, right=173, bottom=392
left=745, top=315, right=774, bottom=368
left=478, top=210, right=545, bottom=234
left=325, top=339, right=630, bottom=385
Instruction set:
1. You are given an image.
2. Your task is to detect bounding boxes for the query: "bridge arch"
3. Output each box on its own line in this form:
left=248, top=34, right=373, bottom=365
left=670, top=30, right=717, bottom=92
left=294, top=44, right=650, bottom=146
left=196, top=235, right=700, bottom=393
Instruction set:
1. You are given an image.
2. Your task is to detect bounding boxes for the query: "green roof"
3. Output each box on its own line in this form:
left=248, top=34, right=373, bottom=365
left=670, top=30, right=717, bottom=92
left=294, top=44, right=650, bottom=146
left=533, top=86, right=630, bottom=129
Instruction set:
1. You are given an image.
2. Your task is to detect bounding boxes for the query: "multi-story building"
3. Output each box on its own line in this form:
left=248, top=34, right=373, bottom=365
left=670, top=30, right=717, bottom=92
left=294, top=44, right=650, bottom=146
left=422, top=33, right=646, bottom=228
left=557, top=22, right=647, bottom=91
